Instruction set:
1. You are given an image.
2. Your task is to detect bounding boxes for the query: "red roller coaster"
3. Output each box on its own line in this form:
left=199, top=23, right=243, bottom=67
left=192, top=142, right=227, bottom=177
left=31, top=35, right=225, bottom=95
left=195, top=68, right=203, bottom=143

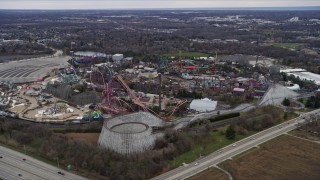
left=90, top=65, right=187, bottom=119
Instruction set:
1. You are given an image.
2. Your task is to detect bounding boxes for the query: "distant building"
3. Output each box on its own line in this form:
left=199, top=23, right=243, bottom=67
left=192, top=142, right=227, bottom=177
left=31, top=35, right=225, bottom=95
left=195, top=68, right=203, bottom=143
left=225, top=39, right=239, bottom=43
left=74, top=51, right=108, bottom=58
left=288, top=17, right=299, bottom=22
left=233, top=87, right=245, bottom=95
left=199, top=57, right=208, bottom=60
left=112, top=54, right=124, bottom=62
left=124, top=57, right=133, bottom=63
left=254, top=90, right=266, bottom=96
left=280, top=68, right=320, bottom=86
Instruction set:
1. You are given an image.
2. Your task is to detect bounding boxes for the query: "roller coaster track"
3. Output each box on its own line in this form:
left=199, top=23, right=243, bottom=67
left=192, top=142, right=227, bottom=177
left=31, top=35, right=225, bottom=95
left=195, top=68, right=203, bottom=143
left=113, top=74, right=189, bottom=120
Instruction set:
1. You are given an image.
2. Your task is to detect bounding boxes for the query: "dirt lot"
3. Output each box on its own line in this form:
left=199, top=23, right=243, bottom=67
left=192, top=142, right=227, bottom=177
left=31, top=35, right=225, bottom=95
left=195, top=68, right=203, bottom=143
left=221, top=135, right=320, bottom=180
left=64, top=133, right=100, bottom=145
left=188, top=167, right=228, bottom=180
left=10, top=104, right=27, bottom=114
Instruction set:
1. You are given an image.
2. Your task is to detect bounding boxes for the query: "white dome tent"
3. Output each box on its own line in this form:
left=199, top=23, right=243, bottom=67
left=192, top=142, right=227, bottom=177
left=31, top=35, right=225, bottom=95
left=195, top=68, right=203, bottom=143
left=190, top=98, right=218, bottom=112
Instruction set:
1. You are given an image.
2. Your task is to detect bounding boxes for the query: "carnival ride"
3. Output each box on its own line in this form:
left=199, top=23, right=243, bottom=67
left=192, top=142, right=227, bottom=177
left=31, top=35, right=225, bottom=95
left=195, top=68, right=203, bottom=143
left=158, top=57, right=168, bottom=69
left=89, top=65, right=187, bottom=119
left=181, top=59, right=209, bottom=70
left=72, top=57, right=97, bottom=66
left=179, top=55, right=210, bottom=70
left=176, top=51, right=221, bottom=72
left=58, top=65, right=80, bottom=84
left=89, top=64, right=113, bottom=90
left=0, top=81, right=14, bottom=90
left=82, top=110, right=103, bottom=121
left=211, top=51, right=219, bottom=74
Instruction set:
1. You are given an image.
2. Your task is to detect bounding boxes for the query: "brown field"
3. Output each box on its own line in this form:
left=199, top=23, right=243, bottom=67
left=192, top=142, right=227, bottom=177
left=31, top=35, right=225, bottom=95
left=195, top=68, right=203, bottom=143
left=221, top=135, right=320, bottom=180
left=188, top=167, right=228, bottom=180
left=290, top=130, right=320, bottom=141
left=64, top=133, right=100, bottom=145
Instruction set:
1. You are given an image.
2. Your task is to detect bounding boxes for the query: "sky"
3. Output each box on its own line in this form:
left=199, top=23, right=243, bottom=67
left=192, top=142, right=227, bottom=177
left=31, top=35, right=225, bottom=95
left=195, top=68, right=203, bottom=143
left=0, top=0, right=320, bottom=9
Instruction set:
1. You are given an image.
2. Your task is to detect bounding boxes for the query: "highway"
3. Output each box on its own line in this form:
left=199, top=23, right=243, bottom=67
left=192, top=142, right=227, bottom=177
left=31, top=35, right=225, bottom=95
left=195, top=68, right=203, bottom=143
left=0, top=145, right=88, bottom=180
left=152, top=109, right=320, bottom=180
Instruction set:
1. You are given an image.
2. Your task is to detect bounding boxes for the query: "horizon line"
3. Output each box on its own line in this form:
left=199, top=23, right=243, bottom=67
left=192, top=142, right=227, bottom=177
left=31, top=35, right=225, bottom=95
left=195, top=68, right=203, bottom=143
left=1, top=6, right=320, bottom=11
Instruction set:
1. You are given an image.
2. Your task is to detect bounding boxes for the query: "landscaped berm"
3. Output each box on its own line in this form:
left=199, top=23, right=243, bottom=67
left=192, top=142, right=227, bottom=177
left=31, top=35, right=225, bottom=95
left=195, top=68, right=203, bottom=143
left=98, top=112, right=165, bottom=154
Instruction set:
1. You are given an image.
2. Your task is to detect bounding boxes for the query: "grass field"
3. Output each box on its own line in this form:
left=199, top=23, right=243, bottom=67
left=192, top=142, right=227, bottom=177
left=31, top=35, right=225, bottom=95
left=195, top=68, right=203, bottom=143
left=187, top=167, right=228, bottom=180
left=170, top=107, right=297, bottom=168
left=64, top=133, right=100, bottom=145
left=169, top=127, right=256, bottom=167
left=162, top=52, right=209, bottom=58
left=219, top=135, right=320, bottom=180
left=269, top=43, right=302, bottom=50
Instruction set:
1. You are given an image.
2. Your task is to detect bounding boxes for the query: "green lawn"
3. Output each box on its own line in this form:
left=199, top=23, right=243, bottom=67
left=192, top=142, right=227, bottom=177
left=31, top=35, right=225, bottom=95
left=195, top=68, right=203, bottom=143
left=170, top=127, right=255, bottom=167
left=162, top=52, right=209, bottom=58
left=170, top=106, right=298, bottom=168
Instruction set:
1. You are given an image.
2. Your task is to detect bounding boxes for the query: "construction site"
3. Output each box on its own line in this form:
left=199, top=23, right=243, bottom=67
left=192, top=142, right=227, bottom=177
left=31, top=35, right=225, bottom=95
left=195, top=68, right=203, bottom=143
left=0, top=49, right=317, bottom=155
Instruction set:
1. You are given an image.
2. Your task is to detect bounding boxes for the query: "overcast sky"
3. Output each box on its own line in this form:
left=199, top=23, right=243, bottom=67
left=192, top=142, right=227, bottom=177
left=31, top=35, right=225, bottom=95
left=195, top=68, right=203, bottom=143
left=1, top=0, right=320, bottom=9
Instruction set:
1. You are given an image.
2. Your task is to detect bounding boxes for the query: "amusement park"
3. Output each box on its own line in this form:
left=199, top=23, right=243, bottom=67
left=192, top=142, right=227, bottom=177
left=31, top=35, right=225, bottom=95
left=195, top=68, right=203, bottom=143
left=0, top=46, right=318, bottom=156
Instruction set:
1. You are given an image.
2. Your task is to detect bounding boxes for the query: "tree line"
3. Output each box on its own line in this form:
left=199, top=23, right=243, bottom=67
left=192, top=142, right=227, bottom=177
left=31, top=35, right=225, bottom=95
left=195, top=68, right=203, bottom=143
left=0, top=118, right=193, bottom=180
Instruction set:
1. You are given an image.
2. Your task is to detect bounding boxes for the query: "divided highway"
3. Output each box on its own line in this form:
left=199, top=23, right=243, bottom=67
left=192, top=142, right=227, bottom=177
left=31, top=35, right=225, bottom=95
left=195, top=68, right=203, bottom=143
left=152, top=109, right=320, bottom=180
left=1, top=108, right=317, bottom=180
left=0, top=145, right=87, bottom=180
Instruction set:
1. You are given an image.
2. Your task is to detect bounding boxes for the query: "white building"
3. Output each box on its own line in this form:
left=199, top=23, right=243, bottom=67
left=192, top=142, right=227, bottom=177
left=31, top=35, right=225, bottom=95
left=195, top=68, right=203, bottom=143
left=280, top=68, right=320, bottom=86
left=190, top=98, right=218, bottom=112
left=112, top=54, right=124, bottom=62
left=288, top=17, right=299, bottom=22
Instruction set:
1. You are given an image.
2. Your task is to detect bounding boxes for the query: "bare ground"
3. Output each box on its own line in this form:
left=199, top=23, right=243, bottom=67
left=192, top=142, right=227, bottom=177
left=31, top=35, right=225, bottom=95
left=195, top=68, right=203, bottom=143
left=188, top=167, right=228, bottom=180
left=64, top=133, right=100, bottom=145
left=289, top=130, right=320, bottom=141
left=10, top=105, right=27, bottom=114
left=221, top=135, right=320, bottom=180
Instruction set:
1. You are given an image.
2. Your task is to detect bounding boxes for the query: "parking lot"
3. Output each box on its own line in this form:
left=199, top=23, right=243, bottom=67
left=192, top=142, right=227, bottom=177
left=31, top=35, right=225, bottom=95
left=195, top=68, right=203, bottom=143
left=0, top=56, right=69, bottom=83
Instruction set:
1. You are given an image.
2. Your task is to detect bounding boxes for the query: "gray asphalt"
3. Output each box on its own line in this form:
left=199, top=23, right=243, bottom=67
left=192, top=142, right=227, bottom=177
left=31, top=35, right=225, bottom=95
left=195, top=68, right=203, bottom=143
left=0, top=56, right=69, bottom=83
left=152, top=109, right=320, bottom=180
left=0, top=146, right=88, bottom=180
left=173, top=103, right=255, bottom=129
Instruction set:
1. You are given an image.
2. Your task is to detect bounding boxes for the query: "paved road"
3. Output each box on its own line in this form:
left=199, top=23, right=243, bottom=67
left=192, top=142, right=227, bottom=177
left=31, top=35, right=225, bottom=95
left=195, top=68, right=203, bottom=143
left=0, top=145, right=88, bottom=180
left=173, top=103, right=255, bottom=129
left=153, top=109, right=320, bottom=180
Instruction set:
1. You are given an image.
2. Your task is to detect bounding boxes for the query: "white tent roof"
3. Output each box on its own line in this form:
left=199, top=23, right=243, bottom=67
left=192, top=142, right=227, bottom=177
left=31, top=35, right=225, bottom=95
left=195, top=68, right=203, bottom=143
left=190, top=98, right=218, bottom=112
